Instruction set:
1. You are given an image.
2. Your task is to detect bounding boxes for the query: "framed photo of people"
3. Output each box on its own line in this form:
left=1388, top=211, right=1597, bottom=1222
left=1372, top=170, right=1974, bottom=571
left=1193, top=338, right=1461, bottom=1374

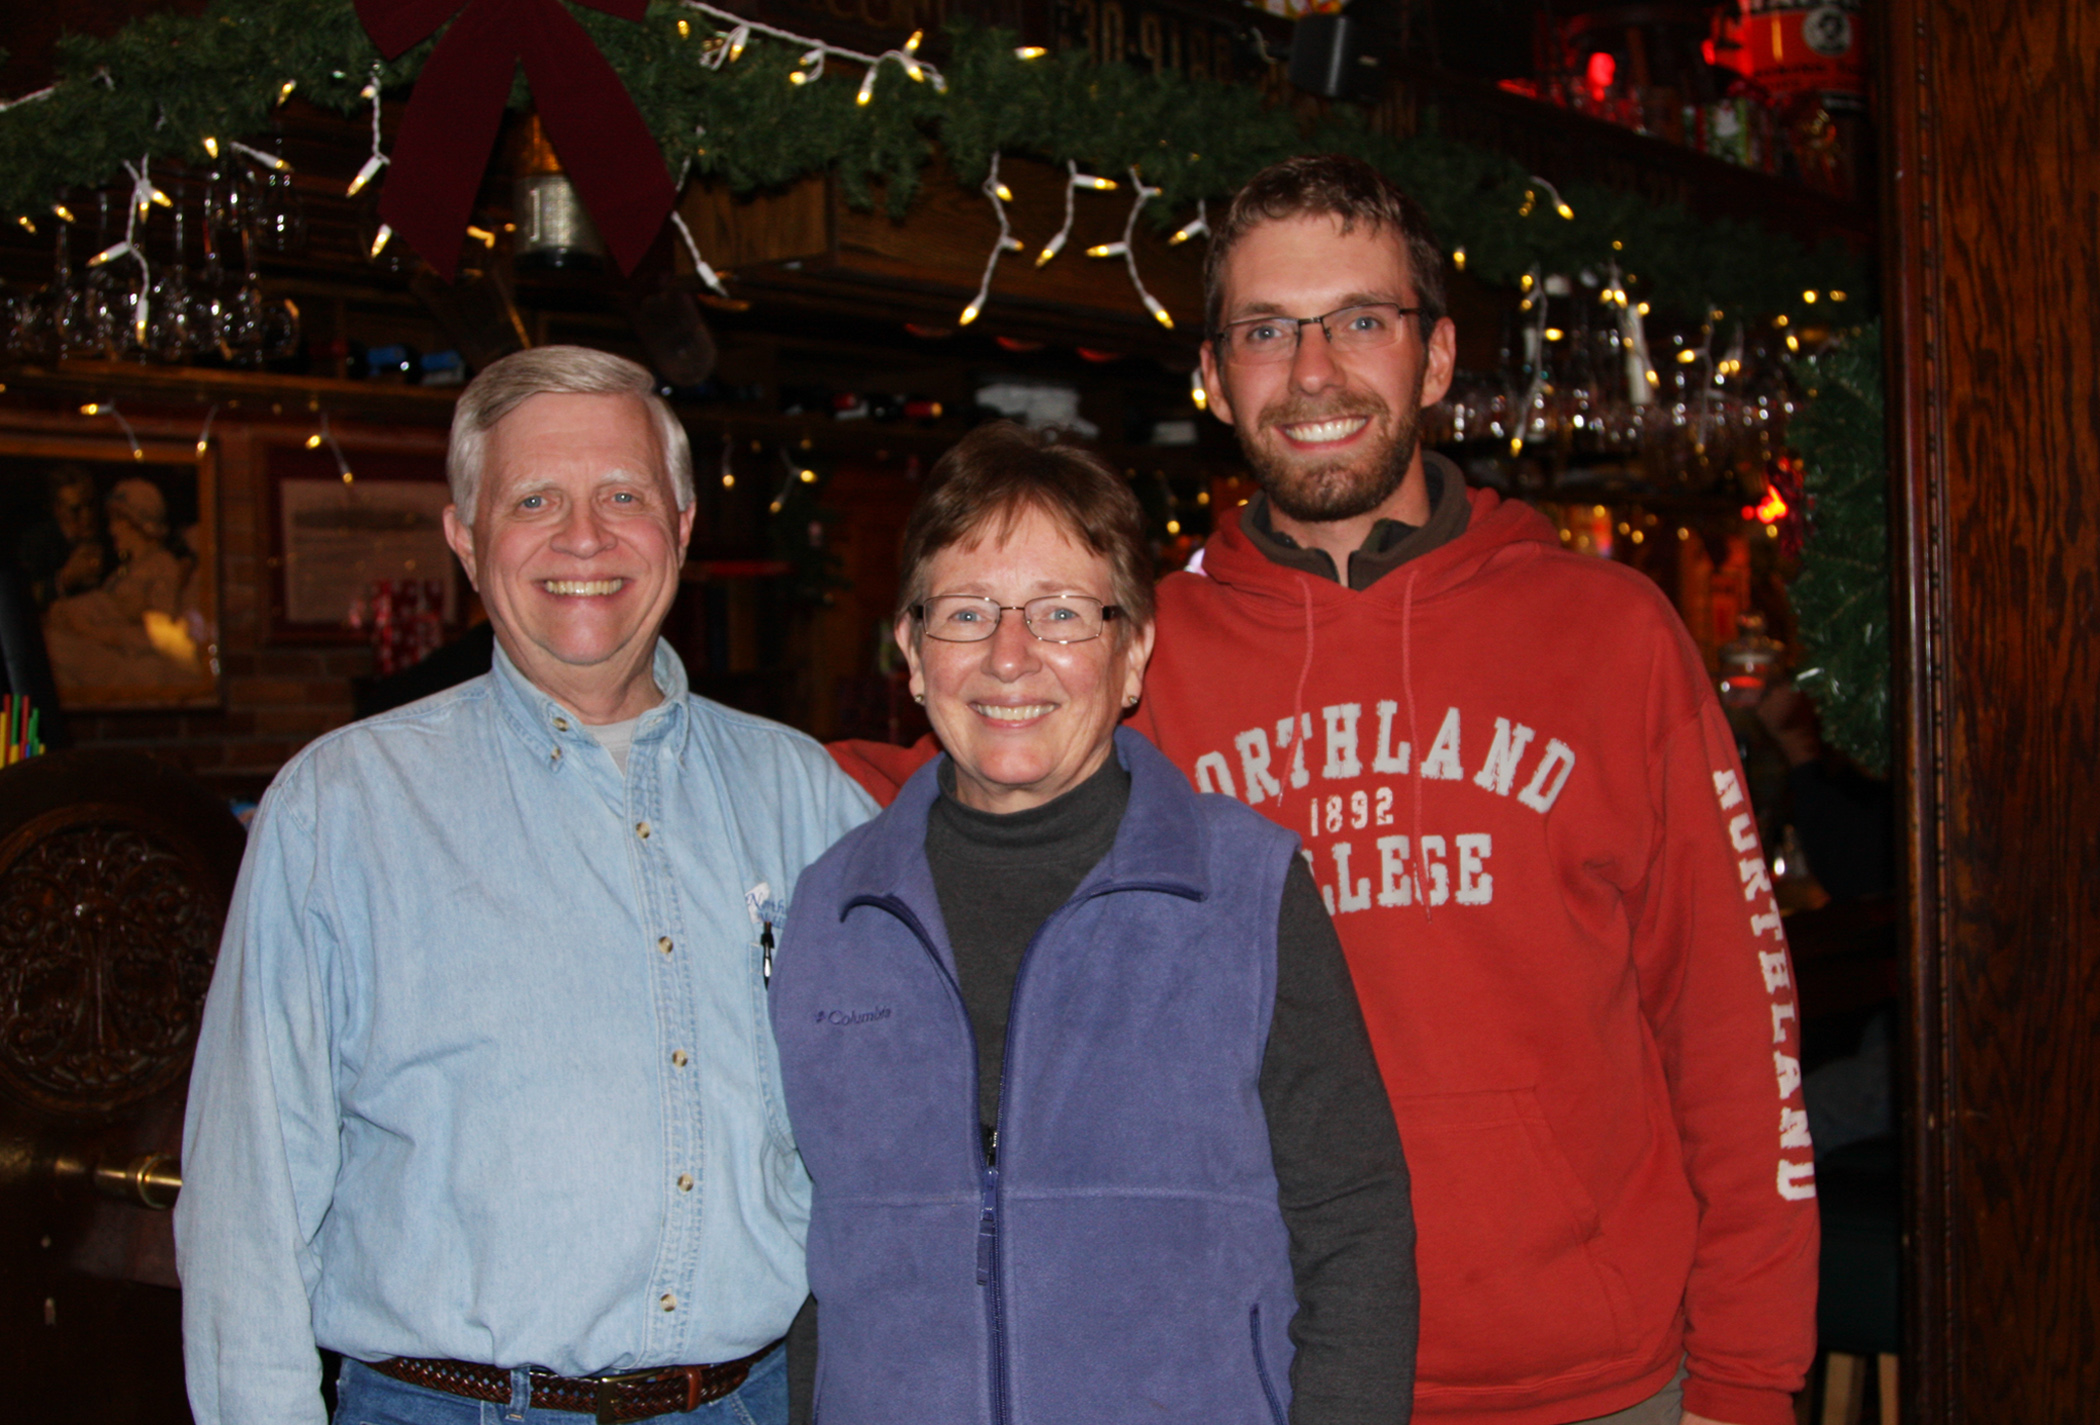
left=0, top=433, right=221, bottom=711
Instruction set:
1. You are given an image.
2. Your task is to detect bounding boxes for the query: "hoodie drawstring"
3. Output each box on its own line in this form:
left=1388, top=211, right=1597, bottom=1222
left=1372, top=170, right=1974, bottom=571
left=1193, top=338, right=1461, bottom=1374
left=1401, top=568, right=1432, bottom=924
left=1280, top=575, right=1318, bottom=814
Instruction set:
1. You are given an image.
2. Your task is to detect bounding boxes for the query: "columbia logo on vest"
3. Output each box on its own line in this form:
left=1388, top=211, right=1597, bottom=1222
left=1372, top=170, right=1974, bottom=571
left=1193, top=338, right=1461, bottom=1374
left=815, top=1007, right=894, bottom=1026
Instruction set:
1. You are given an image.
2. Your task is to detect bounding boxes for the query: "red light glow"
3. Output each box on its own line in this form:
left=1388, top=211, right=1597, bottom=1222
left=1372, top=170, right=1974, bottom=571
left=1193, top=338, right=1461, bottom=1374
left=1754, top=488, right=1789, bottom=524
left=1585, top=51, right=1617, bottom=103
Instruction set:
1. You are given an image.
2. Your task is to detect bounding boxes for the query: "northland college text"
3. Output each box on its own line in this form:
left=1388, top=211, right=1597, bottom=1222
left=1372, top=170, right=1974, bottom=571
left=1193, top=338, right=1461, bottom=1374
left=1185, top=700, right=1817, bottom=1203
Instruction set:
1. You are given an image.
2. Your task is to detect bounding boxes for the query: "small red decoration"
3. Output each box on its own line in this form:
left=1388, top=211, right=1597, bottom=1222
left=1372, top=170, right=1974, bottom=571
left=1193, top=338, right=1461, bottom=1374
left=356, top=0, right=678, bottom=279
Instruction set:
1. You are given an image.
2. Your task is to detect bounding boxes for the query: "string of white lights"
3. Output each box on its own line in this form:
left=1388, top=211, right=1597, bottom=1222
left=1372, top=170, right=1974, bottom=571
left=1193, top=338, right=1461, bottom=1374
left=1035, top=161, right=1116, bottom=267
left=1521, top=175, right=1575, bottom=221
left=681, top=2, right=948, bottom=94
left=1603, top=262, right=1658, bottom=404
left=1085, top=167, right=1173, bottom=329
left=0, top=84, right=58, bottom=114
left=959, top=153, right=1023, bottom=326
left=766, top=445, right=818, bottom=514
left=1511, top=265, right=1548, bottom=456
left=347, top=66, right=389, bottom=197
left=669, top=160, right=730, bottom=297
left=79, top=401, right=145, bottom=461
left=1167, top=199, right=1208, bottom=247
left=86, top=156, right=162, bottom=345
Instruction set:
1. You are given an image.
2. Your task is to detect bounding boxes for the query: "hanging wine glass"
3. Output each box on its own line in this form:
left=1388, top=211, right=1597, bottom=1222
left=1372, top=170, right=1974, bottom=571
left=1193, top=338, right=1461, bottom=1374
left=39, top=204, right=101, bottom=361
left=189, top=193, right=242, bottom=365
left=148, top=181, right=201, bottom=363
left=84, top=189, right=133, bottom=358
left=251, top=140, right=308, bottom=256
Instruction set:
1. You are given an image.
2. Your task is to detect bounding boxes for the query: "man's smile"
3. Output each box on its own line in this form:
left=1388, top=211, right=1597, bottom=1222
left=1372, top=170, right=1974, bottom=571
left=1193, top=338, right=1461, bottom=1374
left=541, top=578, right=627, bottom=596
left=1278, top=415, right=1371, bottom=446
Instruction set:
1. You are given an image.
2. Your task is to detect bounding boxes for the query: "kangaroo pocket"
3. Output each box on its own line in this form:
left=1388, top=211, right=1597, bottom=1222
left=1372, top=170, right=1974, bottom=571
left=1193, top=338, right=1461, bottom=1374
left=1393, top=1086, right=1640, bottom=1391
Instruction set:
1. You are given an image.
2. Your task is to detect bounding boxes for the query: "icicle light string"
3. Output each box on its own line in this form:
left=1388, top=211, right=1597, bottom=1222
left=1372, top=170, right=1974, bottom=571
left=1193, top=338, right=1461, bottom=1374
left=1085, top=167, right=1172, bottom=329
left=1168, top=200, right=1208, bottom=246
left=0, top=84, right=59, bottom=114
left=960, top=152, right=1023, bottom=326
left=1521, top=175, right=1575, bottom=221
left=682, top=3, right=946, bottom=94
left=86, top=157, right=160, bottom=345
left=1037, top=162, right=1119, bottom=267
left=347, top=65, right=389, bottom=197
left=79, top=402, right=145, bottom=461
left=668, top=160, right=730, bottom=297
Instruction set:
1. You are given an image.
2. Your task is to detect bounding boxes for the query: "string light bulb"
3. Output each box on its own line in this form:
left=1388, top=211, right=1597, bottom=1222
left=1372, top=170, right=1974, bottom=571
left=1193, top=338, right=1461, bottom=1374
left=1168, top=202, right=1209, bottom=245
left=1086, top=241, right=1127, bottom=258
left=277, top=79, right=297, bottom=104
left=1190, top=368, right=1206, bottom=410
left=52, top=203, right=76, bottom=223
left=370, top=223, right=394, bottom=258
left=1452, top=246, right=1466, bottom=271
left=1802, top=290, right=1817, bottom=303
left=201, top=136, right=219, bottom=160
left=16, top=215, right=35, bottom=235
left=1144, top=293, right=1173, bottom=329
left=1014, top=46, right=1046, bottom=59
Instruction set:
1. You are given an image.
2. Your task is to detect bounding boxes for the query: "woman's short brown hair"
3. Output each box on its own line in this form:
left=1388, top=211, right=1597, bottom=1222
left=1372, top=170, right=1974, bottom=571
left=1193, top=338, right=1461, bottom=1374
left=896, top=421, right=1154, bottom=631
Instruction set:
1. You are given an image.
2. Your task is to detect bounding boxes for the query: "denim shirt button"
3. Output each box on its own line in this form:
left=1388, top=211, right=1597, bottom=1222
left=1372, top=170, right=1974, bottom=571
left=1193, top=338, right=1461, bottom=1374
left=657, top=936, right=673, bottom=955
left=636, top=821, right=652, bottom=840
left=553, top=716, right=570, bottom=732
left=671, top=1050, right=689, bottom=1068
left=659, top=1293, right=677, bottom=1312
left=678, top=1173, right=694, bottom=1192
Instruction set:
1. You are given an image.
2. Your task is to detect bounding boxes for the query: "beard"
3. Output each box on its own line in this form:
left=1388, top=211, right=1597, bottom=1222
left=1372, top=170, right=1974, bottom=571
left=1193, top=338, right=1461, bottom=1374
left=1238, top=369, right=1427, bottom=524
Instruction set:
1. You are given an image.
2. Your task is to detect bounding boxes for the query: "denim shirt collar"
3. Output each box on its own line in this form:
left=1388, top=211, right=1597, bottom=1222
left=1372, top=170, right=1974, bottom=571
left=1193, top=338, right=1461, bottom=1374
left=487, top=637, right=691, bottom=768
left=834, top=726, right=1210, bottom=922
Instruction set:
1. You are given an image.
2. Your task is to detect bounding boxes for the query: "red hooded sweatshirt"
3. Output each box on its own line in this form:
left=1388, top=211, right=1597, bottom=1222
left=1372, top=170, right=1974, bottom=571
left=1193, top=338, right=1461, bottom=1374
left=1119, top=484, right=1818, bottom=1425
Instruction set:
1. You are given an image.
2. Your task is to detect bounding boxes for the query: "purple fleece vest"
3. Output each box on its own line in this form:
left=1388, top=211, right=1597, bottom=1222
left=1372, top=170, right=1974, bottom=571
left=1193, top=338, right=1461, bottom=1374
left=773, top=728, right=1303, bottom=1425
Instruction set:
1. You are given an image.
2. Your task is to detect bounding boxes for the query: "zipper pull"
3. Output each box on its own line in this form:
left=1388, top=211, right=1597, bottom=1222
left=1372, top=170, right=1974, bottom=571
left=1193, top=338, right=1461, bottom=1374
left=761, top=920, right=775, bottom=988
left=976, top=1167, right=999, bottom=1286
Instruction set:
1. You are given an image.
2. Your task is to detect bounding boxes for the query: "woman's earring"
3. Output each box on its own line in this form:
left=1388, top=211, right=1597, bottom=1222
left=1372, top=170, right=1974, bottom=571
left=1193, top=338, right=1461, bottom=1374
left=1123, top=693, right=1140, bottom=708
left=913, top=692, right=925, bottom=704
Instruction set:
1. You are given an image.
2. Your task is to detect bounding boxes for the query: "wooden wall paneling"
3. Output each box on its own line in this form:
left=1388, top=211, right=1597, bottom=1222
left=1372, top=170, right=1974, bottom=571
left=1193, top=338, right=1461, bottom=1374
left=1882, top=0, right=2100, bottom=1418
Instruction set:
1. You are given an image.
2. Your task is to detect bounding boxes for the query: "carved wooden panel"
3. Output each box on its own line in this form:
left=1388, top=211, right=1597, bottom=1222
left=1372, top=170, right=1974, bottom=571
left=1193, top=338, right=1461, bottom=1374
left=0, top=816, right=220, bottom=1118
left=1883, top=0, right=2100, bottom=1417
left=0, top=753, right=243, bottom=1123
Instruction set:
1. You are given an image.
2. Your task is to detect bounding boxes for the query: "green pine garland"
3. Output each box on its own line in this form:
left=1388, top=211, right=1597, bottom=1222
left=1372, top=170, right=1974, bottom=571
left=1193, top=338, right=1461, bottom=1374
left=0, top=1, right=1861, bottom=325
left=1786, top=321, right=1889, bottom=775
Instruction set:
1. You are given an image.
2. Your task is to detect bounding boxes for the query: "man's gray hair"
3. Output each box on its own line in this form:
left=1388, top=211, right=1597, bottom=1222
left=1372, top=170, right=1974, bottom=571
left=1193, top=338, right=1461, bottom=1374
left=447, top=346, right=694, bottom=524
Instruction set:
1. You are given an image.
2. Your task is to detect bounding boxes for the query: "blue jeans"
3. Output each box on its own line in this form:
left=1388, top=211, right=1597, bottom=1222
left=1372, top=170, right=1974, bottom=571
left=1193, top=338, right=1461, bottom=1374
left=333, top=1346, right=788, bottom=1425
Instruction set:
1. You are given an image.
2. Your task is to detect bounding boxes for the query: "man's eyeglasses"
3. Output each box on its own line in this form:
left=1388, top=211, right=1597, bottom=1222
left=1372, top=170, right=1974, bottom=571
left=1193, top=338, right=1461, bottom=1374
left=1213, top=302, right=1424, bottom=365
left=913, top=594, right=1123, bottom=644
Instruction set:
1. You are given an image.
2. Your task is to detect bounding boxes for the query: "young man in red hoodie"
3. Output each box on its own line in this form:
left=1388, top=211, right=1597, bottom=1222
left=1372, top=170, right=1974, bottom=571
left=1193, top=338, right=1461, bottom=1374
left=1122, top=155, right=1818, bottom=1425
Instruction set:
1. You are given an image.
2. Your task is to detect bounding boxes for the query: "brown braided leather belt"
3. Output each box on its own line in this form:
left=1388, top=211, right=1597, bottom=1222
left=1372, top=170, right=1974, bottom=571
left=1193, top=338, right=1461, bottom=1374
left=369, top=1341, right=779, bottom=1423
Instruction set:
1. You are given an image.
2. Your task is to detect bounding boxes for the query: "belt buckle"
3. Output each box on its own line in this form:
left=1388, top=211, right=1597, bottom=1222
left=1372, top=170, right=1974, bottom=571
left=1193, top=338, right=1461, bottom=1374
left=590, top=1367, right=662, bottom=1425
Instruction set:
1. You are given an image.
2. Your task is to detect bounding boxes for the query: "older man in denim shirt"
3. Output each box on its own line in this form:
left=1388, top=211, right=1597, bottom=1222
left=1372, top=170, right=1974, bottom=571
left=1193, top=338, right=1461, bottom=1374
left=177, top=347, right=874, bottom=1425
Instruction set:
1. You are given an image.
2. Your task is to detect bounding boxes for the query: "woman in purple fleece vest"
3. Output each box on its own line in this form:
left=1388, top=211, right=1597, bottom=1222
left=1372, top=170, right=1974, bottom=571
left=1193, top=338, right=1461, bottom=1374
left=773, top=422, right=1415, bottom=1425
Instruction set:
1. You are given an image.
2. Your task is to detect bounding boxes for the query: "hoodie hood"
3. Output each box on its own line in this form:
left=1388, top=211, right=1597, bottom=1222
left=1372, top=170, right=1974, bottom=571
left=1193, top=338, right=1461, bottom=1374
left=1194, top=480, right=1560, bottom=626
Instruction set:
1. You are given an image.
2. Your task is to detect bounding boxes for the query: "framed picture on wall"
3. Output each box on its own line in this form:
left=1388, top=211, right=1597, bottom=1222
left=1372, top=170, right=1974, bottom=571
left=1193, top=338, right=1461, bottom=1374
left=265, top=440, right=463, bottom=644
left=0, top=433, right=220, bottom=711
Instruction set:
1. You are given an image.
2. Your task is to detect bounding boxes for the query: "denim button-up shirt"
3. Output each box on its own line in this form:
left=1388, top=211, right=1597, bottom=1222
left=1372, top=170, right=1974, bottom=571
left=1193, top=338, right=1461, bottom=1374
left=176, top=642, right=874, bottom=1425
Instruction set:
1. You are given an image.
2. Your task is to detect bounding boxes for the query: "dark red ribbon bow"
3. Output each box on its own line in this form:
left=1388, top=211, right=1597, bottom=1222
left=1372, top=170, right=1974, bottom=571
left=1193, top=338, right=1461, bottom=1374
left=356, top=0, right=677, bottom=279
